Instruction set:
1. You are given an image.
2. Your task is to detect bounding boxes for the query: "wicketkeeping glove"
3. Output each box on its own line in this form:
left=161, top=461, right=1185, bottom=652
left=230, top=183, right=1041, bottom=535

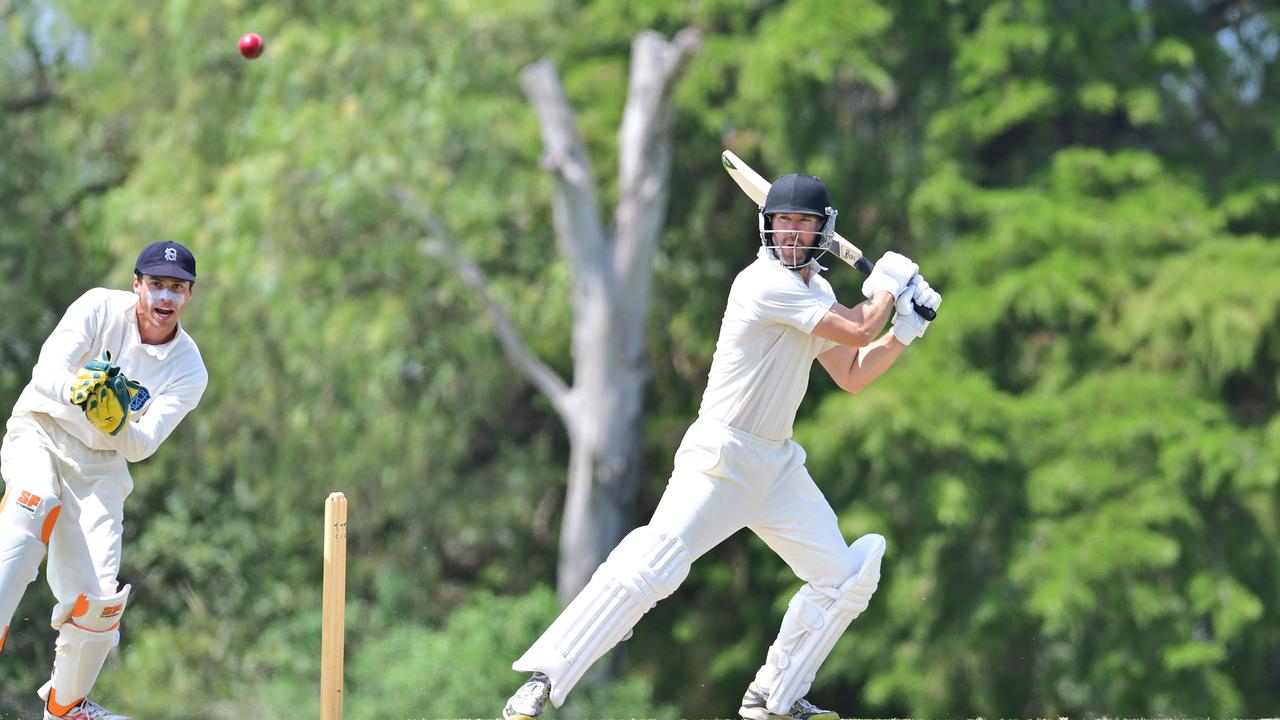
left=82, top=373, right=142, bottom=436
left=67, top=351, right=120, bottom=406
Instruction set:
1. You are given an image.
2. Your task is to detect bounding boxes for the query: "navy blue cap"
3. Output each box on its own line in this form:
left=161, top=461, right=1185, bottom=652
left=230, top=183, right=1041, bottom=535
left=135, top=241, right=197, bottom=282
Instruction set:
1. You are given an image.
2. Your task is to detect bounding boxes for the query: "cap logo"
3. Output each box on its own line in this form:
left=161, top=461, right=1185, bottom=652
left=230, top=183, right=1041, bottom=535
left=164, top=248, right=178, bottom=262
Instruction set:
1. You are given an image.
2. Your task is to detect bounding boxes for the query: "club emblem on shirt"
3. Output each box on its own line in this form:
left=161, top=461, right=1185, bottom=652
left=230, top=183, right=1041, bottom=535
left=130, top=385, right=150, bottom=411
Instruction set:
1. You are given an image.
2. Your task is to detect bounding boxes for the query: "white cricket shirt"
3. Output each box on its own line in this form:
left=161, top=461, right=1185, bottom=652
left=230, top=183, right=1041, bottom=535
left=11, top=288, right=208, bottom=462
left=697, top=248, right=838, bottom=442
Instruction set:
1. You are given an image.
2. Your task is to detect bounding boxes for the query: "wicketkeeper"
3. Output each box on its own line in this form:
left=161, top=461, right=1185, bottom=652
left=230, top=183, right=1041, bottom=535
left=502, top=173, right=942, bottom=720
left=0, top=241, right=208, bottom=720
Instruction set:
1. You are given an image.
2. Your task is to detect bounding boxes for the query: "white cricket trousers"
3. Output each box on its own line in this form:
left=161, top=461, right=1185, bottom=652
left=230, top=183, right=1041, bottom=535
left=650, top=417, right=860, bottom=589
left=0, top=413, right=130, bottom=626
left=511, top=417, right=875, bottom=707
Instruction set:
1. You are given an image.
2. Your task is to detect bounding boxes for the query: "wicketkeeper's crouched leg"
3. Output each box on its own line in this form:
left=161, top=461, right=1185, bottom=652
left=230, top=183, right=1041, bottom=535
left=0, top=485, right=61, bottom=652
left=512, top=525, right=692, bottom=707
left=754, top=533, right=886, bottom=714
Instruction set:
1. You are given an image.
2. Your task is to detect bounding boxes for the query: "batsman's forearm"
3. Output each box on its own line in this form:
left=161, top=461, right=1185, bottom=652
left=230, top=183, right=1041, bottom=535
left=843, top=334, right=907, bottom=394
left=814, top=292, right=895, bottom=348
left=851, top=292, right=896, bottom=340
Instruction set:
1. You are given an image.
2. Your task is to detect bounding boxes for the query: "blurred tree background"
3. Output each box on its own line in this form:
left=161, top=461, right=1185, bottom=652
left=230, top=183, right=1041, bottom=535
left=0, top=0, right=1277, bottom=718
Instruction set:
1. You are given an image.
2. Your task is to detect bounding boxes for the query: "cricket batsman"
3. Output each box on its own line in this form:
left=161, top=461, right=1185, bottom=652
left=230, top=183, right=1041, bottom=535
left=0, top=241, right=208, bottom=720
left=502, top=172, right=942, bottom=720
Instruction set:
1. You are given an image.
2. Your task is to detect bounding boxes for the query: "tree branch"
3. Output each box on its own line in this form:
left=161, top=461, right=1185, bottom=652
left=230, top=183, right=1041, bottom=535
left=5, top=17, right=57, bottom=114
left=2, top=88, right=57, bottom=113
left=42, top=174, right=128, bottom=232
left=392, top=188, right=573, bottom=422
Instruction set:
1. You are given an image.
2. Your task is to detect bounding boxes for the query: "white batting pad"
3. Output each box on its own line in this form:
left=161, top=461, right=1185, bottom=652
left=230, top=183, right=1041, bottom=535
left=514, top=526, right=691, bottom=707
left=0, top=490, right=60, bottom=650
left=41, top=585, right=130, bottom=715
left=757, top=533, right=885, bottom=713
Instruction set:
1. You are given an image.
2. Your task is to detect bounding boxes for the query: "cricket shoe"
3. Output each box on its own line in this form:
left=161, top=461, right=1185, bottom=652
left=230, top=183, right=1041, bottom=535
left=43, top=698, right=130, bottom=720
left=503, top=671, right=552, bottom=720
left=739, top=682, right=838, bottom=720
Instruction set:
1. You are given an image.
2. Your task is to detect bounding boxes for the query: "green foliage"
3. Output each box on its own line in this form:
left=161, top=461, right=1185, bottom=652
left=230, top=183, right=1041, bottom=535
left=340, top=589, right=667, bottom=720
left=99, top=588, right=668, bottom=720
left=0, top=1, right=118, bottom=414
left=1, top=0, right=1277, bottom=718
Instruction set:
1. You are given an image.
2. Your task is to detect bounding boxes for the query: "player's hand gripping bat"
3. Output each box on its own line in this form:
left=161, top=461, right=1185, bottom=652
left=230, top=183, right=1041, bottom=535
left=721, top=149, right=937, bottom=321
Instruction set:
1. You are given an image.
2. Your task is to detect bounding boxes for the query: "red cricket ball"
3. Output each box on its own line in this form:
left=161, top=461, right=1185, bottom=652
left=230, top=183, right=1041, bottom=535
left=238, top=32, right=264, bottom=59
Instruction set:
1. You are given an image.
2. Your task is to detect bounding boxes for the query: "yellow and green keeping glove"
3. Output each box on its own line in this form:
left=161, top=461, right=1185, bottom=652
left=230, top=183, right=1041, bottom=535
left=82, top=373, right=142, bottom=436
left=68, top=351, right=120, bottom=406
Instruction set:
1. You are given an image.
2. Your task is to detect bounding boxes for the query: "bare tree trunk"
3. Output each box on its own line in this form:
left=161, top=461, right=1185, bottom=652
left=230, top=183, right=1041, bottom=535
left=408, top=29, right=700, bottom=608
left=522, top=28, right=701, bottom=601
left=400, top=29, right=698, bottom=698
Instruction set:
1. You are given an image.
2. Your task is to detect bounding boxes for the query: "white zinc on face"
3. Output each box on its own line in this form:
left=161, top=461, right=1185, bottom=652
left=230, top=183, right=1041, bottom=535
left=145, top=286, right=188, bottom=308
left=137, top=275, right=191, bottom=308
left=134, top=275, right=193, bottom=342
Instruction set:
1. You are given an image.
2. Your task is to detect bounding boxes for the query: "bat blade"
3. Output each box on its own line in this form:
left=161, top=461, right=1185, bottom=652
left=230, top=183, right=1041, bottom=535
left=720, top=149, right=935, bottom=321
left=721, top=149, right=771, bottom=206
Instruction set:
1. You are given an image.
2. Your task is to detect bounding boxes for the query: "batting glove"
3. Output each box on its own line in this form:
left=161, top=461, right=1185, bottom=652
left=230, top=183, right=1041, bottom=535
left=891, top=275, right=942, bottom=346
left=895, top=274, right=942, bottom=316
left=862, top=251, right=918, bottom=300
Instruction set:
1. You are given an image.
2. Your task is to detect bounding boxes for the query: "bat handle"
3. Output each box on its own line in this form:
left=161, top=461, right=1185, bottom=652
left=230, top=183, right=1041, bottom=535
left=854, top=256, right=938, bottom=321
